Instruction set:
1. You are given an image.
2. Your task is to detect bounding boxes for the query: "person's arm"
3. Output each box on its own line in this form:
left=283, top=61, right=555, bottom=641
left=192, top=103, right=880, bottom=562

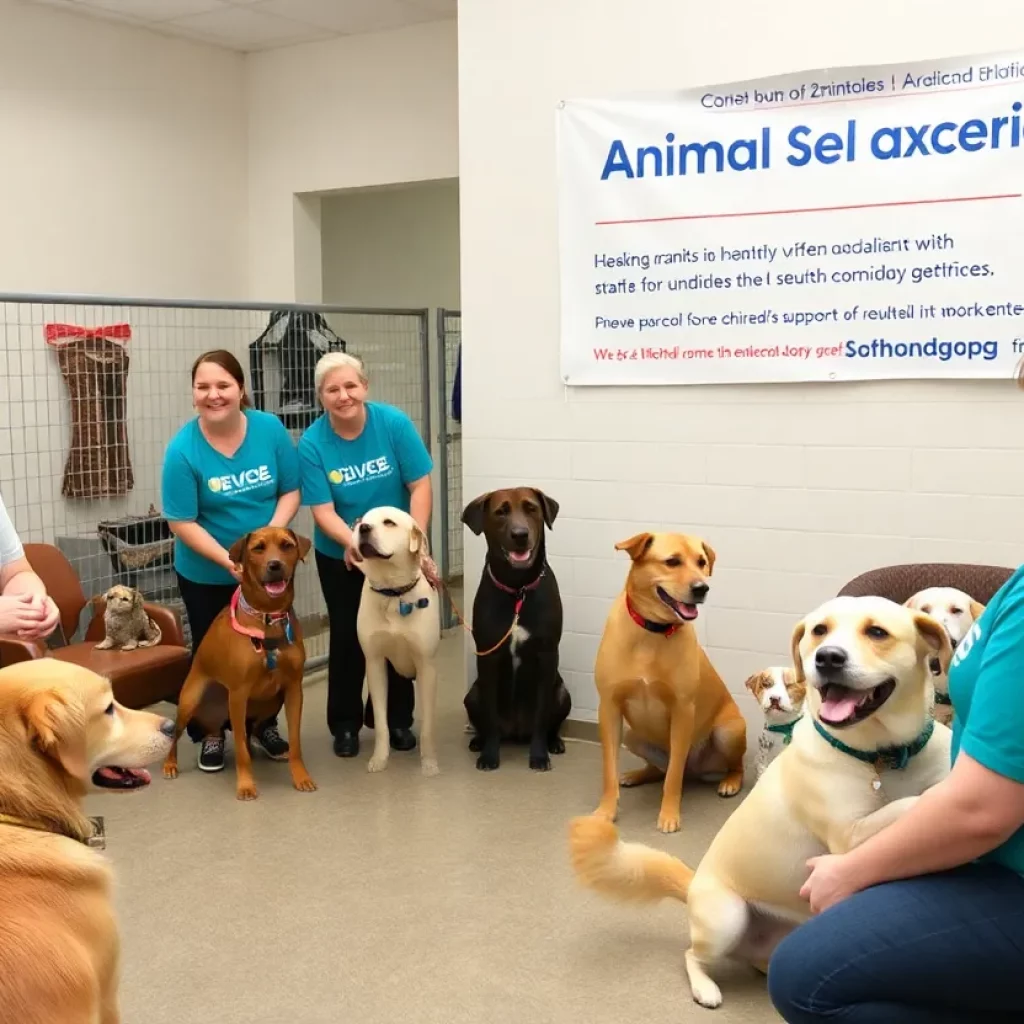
left=166, top=521, right=238, bottom=577
left=407, top=475, right=432, bottom=542
left=298, top=432, right=358, bottom=565
left=0, top=496, right=59, bottom=639
left=270, top=490, right=301, bottom=527
left=309, top=503, right=355, bottom=550
left=802, top=591, right=1024, bottom=912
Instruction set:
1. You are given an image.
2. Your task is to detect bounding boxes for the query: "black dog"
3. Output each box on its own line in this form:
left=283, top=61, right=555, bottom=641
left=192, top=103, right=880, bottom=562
left=462, top=487, right=571, bottom=771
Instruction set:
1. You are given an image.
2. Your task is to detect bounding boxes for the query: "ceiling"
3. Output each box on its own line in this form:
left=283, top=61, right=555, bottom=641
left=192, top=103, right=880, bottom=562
left=24, top=0, right=457, bottom=51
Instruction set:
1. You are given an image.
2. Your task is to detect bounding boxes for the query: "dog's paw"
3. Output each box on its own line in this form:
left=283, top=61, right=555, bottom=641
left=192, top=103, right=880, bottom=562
left=468, top=735, right=483, bottom=752
left=657, top=811, right=680, bottom=834
left=548, top=735, right=566, bottom=755
left=162, top=761, right=179, bottom=780
left=690, top=980, right=723, bottom=1010
left=292, top=773, right=318, bottom=792
left=717, top=774, right=743, bottom=798
left=421, top=758, right=440, bottom=777
left=475, top=752, right=500, bottom=771
left=367, top=755, right=390, bottom=773
left=236, top=785, right=259, bottom=801
left=529, top=754, right=552, bottom=771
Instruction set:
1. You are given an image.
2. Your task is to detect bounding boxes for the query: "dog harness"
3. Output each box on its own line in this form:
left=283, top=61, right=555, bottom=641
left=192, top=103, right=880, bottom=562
left=625, top=594, right=681, bottom=638
left=0, top=812, right=106, bottom=849
left=370, top=576, right=431, bottom=616
left=229, top=587, right=295, bottom=669
left=812, top=717, right=935, bottom=791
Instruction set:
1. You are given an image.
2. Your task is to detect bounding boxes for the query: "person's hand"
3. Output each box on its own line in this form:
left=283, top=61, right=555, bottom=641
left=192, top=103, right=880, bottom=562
left=18, top=595, right=59, bottom=639
left=221, top=553, right=243, bottom=583
left=344, top=545, right=364, bottom=573
left=800, top=853, right=863, bottom=914
left=421, top=554, right=440, bottom=589
left=0, top=593, right=50, bottom=638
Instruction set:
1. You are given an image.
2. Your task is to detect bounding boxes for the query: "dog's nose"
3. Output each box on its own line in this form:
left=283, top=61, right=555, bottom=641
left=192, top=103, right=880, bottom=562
left=359, top=522, right=372, bottom=535
left=160, top=718, right=176, bottom=738
left=690, top=582, right=709, bottom=600
left=510, top=526, right=529, bottom=543
left=768, top=696, right=782, bottom=709
left=267, top=559, right=284, bottom=573
left=815, top=646, right=848, bottom=672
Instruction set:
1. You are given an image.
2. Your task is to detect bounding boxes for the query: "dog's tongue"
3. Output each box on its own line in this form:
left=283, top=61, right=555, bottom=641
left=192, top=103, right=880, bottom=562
left=97, top=766, right=151, bottom=784
left=264, top=581, right=288, bottom=596
left=509, top=550, right=532, bottom=564
left=819, top=684, right=861, bottom=724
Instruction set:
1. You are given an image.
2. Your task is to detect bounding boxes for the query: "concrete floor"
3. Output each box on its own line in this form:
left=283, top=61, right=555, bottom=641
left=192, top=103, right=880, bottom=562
left=89, top=631, right=780, bottom=1024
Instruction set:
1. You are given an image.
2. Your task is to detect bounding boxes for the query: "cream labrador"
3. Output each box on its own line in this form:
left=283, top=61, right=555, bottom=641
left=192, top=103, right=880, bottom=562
left=568, top=595, right=953, bottom=1010
left=904, top=586, right=985, bottom=723
left=354, top=505, right=441, bottom=776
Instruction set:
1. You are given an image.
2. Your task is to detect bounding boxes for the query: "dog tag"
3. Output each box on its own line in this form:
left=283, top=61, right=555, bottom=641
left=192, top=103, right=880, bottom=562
left=871, top=777, right=882, bottom=792
left=87, top=816, right=107, bottom=850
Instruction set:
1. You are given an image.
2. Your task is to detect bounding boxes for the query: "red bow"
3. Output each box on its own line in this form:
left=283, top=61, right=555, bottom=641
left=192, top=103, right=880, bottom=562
left=44, top=323, right=132, bottom=345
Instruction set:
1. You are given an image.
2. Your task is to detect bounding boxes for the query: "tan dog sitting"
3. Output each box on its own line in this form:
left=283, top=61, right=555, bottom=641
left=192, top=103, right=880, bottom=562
left=94, top=585, right=162, bottom=651
left=592, top=531, right=747, bottom=834
left=904, top=586, right=985, bottom=725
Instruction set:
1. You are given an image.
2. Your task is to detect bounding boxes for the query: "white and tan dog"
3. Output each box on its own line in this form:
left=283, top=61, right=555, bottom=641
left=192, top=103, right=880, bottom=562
left=744, top=666, right=806, bottom=778
left=904, top=586, right=985, bottom=724
left=354, top=505, right=441, bottom=777
left=568, top=595, right=953, bottom=1010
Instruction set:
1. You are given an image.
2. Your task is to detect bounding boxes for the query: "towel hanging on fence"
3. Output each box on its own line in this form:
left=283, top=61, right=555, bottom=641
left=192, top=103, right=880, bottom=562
left=249, top=310, right=347, bottom=430
left=451, top=344, right=462, bottom=424
left=44, top=323, right=134, bottom=500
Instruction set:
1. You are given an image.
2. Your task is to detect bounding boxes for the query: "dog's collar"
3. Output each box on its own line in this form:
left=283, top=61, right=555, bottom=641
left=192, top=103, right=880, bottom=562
left=934, top=692, right=952, bottom=706
left=812, top=717, right=935, bottom=776
left=625, top=594, right=681, bottom=638
left=766, top=719, right=799, bottom=745
left=235, top=587, right=292, bottom=627
left=0, top=812, right=105, bottom=850
left=230, top=588, right=295, bottom=669
left=487, top=563, right=544, bottom=617
left=370, top=576, right=431, bottom=616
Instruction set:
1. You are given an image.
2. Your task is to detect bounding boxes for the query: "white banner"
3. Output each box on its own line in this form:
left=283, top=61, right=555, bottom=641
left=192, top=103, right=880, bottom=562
left=556, top=50, right=1024, bottom=385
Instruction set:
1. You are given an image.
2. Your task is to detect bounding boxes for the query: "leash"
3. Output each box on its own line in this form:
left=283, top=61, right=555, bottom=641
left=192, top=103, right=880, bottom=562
left=437, top=564, right=545, bottom=657
left=812, top=717, right=935, bottom=792
left=229, top=587, right=295, bottom=669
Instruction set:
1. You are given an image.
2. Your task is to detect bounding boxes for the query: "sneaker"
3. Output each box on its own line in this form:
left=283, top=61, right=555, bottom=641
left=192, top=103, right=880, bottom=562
left=251, top=722, right=290, bottom=761
left=198, top=736, right=225, bottom=773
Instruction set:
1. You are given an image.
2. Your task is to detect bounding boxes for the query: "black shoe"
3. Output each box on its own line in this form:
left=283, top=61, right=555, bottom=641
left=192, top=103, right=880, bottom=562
left=198, top=735, right=226, bottom=773
left=251, top=722, right=289, bottom=761
left=333, top=731, right=360, bottom=757
left=390, top=728, right=417, bottom=752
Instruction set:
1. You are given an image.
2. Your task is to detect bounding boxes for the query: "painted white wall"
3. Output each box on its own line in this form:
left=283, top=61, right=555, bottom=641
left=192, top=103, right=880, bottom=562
left=458, top=0, right=1024, bottom=724
left=246, top=19, right=459, bottom=301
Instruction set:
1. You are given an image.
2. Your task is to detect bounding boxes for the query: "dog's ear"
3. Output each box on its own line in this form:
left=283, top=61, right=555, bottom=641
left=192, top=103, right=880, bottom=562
left=970, top=599, right=986, bottom=622
left=912, top=611, right=954, bottom=677
left=228, top=533, right=250, bottom=569
left=532, top=490, right=560, bottom=529
left=21, top=690, right=88, bottom=782
left=288, top=530, right=312, bottom=562
left=701, top=540, right=716, bottom=576
left=132, top=589, right=144, bottom=610
left=409, top=522, right=428, bottom=556
left=790, top=619, right=808, bottom=685
left=743, top=670, right=766, bottom=696
left=614, top=533, right=654, bottom=561
left=461, top=493, right=491, bottom=536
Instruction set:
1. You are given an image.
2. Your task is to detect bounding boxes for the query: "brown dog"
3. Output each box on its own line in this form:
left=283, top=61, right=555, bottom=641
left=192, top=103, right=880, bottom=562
left=162, top=526, right=316, bottom=801
left=593, top=531, right=746, bottom=833
left=0, top=658, right=174, bottom=1024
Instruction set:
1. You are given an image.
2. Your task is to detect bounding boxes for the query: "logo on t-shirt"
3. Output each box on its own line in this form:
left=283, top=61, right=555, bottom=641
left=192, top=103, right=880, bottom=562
left=951, top=619, right=982, bottom=669
left=328, top=456, right=393, bottom=486
left=208, top=465, right=273, bottom=495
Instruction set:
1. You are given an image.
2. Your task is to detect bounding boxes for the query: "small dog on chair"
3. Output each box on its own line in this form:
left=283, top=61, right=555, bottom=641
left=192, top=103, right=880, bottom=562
left=94, top=585, right=162, bottom=651
left=744, top=666, right=806, bottom=779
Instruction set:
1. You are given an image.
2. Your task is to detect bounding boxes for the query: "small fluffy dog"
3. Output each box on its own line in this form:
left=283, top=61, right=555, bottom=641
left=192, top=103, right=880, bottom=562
left=744, top=666, right=806, bottom=778
left=0, top=658, right=174, bottom=1024
left=94, top=585, right=162, bottom=651
left=904, top=586, right=985, bottom=724
left=569, top=594, right=952, bottom=1009
left=354, top=506, right=441, bottom=777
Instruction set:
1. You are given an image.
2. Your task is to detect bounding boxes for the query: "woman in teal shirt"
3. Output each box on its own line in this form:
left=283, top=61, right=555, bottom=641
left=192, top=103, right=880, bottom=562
left=162, top=349, right=301, bottom=774
left=768, top=574, right=1024, bottom=1022
left=298, top=351, right=435, bottom=759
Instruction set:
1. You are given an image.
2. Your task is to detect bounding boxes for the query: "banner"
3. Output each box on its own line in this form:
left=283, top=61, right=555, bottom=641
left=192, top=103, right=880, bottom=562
left=556, top=50, right=1024, bottom=386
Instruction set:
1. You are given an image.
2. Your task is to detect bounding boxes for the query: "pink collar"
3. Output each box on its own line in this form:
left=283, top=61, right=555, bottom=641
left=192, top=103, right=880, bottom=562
left=229, top=587, right=291, bottom=641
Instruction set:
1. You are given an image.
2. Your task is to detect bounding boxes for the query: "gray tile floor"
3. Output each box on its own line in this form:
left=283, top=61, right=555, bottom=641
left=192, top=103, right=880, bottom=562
left=91, top=632, right=779, bottom=1023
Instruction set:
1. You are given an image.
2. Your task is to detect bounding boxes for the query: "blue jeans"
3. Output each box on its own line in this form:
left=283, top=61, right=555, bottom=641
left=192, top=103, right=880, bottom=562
left=767, top=862, right=1024, bottom=1023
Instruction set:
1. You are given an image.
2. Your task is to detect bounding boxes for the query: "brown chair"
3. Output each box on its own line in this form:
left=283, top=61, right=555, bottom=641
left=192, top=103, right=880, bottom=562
left=838, top=562, right=1015, bottom=606
left=0, top=543, right=190, bottom=709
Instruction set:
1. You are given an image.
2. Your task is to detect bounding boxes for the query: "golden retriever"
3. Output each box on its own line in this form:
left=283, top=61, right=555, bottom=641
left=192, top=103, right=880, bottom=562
left=570, top=595, right=952, bottom=1009
left=0, top=658, right=174, bottom=1024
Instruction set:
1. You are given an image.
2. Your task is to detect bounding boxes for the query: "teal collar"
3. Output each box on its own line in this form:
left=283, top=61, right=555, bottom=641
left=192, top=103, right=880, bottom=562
left=766, top=719, right=799, bottom=745
left=812, top=717, right=934, bottom=771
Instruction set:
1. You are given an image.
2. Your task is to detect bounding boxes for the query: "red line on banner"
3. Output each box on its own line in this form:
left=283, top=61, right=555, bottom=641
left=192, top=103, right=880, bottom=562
left=595, top=192, right=1021, bottom=227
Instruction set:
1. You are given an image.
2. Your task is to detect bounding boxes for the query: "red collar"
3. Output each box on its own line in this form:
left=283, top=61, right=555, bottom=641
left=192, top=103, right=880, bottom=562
left=625, top=594, right=681, bottom=638
left=486, top=563, right=544, bottom=616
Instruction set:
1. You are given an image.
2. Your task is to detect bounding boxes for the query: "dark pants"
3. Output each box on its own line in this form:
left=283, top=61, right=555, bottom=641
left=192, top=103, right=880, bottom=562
left=767, top=862, right=1024, bottom=1023
left=315, top=550, right=414, bottom=735
left=174, top=572, right=278, bottom=742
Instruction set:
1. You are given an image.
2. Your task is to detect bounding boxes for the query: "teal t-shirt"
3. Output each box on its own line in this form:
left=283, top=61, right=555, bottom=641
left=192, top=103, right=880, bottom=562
left=297, top=403, right=433, bottom=559
left=947, top=563, right=1024, bottom=877
left=161, top=409, right=301, bottom=585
